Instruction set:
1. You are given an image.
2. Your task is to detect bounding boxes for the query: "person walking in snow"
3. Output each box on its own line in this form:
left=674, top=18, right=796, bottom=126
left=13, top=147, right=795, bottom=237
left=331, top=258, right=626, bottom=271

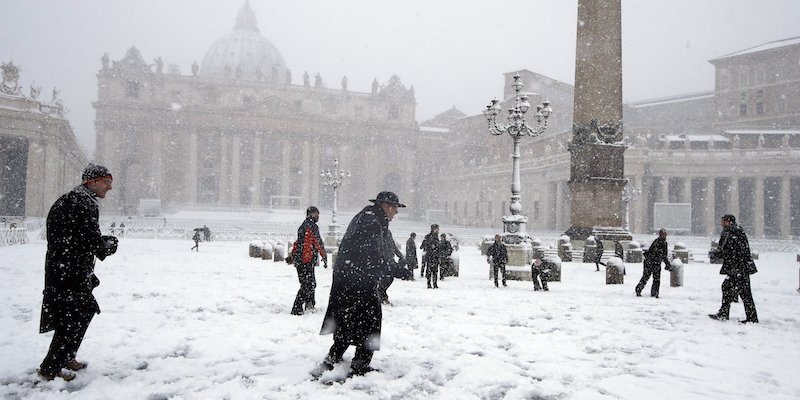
left=486, top=234, right=508, bottom=287
left=38, top=163, right=119, bottom=382
left=290, top=206, right=327, bottom=315
left=420, top=224, right=439, bottom=279
left=594, top=237, right=605, bottom=271
left=190, top=229, right=201, bottom=251
left=709, top=215, right=759, bottom=323
left=531, top=256, right=549, bottom=291
left=635, top=228, right=669, bottom=298
left=405, top=233, right=418, bottom=280
left=316, top=191, right=405, bottom=378
left=438, top=233, right=453, bottom=280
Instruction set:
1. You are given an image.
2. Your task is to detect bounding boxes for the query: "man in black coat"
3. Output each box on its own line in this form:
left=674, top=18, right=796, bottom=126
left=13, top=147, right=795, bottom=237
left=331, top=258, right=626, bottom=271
left=438, top=233, right=453, bottom=280
left=317, top=191, right=405, bottom=377
left=635, top=228, right=670, bottom=298
left=405, top=233, right=418, bottom=280
left=709, top=215, right=759, bottom=323
left=486, top=234, right=509, bottom=287
left=291, top=206, right=327, bottom=315
left=378, top=230, right=404, bottom=305
left=595, top=238, right=605, bottom=271
left=421, top=224, right=440, bottom=288
left=420, top=224, right=439, bottom=279
left=38, top=163, right=118, bottom=381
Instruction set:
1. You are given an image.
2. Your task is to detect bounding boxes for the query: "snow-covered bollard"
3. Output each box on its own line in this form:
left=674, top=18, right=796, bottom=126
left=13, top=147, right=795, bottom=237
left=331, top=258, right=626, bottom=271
left=544, top=256, right=562, bottom=282
left=673, top=242, right=689, bottom=264
left=670, top=258, right=684, bottom=287
left=557, top=235, right=572, bottom=262
left=626, top=241, right=643, bottom=263
left=605, top=257, right=624, bottom=284
left=583, top=236, right=597, bottom=263
left=273, top=242, right=285, bottom=262
left=260, top=242, right=273, bottom=260
left=249, top=240, right=260, bottom=257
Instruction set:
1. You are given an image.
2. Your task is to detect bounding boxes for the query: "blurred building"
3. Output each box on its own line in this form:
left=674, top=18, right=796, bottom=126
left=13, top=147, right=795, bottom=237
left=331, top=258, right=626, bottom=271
left=94, top=2, right=417, bottom=215
left=0, top=61, right=86, bottom=218
left=418, top=37, right=800, bottom=239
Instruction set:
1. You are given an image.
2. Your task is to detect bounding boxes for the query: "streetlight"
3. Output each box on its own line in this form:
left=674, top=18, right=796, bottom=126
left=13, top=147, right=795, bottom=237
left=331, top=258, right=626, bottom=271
left=484, top=73, right=552, bottom=242
left=320, top=159, right=350, bottom=245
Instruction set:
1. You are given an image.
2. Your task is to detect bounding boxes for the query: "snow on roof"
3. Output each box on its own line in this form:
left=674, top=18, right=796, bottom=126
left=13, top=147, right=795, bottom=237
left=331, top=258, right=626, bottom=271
left=419, top=126, right=450, bottom=134
left=660, top=134, right=729, bottom=142
left=710, top=36, right=800, bottom=62
left=628, top=92, right=714, bottom=108
left=724, top=129, right=800, bottom=136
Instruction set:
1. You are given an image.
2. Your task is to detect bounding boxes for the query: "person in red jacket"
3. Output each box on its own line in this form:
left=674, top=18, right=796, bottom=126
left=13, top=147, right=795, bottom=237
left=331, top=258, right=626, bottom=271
left=291, top=206, right=327, bottom=315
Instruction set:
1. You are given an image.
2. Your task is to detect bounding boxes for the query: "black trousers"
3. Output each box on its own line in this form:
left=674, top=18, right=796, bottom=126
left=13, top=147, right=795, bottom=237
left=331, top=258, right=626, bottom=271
left=291, top=263, right=316, bottom=313
left=420, top=256, right=428, bottom=277
left=326, top=335, right=374, bottom=369
left=492, top=263, right=506, bottom=287
left=635, top=264, right=661, bottom=297
left=40, top=309, right=95, bottom=375
left=426, top=261, right=439, bottom=288
left=718, top=274, right=758, bottom=320
left=531, top=267, right=548, bottom=290
left=379, top=274, right=394, bottom=302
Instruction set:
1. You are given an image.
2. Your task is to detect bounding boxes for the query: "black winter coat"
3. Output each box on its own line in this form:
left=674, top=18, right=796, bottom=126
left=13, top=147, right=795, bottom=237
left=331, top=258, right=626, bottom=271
left=320, top=205, right=393, bottom=350
left=486, top=242, right=508, bottom=265
left=420, top=232, right=439, bottom=259
left=718, top=224, right=754, bottom=276
left=405, top=237, right=418, bottom=268
left=40, top=185, right=116, bottom=333
left=643, top=236, right=669, bottom=269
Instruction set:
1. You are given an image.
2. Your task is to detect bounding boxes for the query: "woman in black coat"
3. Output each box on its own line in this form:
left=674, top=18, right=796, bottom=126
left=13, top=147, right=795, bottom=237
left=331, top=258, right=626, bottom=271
left=318, top=191, right=404, bottom=377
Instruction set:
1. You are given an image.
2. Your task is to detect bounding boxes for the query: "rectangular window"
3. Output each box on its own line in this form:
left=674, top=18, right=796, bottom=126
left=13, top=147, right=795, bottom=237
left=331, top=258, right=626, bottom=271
left=756, top=102, right=764, bottom=115
left=125, top=80, right=140, bottom=98
left=739, top=103, right=747, bottom=117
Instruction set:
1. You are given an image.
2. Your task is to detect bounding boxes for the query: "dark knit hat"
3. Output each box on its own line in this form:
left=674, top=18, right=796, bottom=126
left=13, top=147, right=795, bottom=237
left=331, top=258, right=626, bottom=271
left=82, top=163, right=112, bottom=182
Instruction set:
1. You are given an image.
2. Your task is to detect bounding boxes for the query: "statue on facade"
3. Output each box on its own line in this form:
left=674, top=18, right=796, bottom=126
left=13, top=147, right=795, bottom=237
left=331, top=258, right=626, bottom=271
left=757, top=134, right=765, bottom=148
left=732, top=134, right=740, bottom=148
left=341, top=75, right=348, bottom=91
left=303, top=71, right=310, bottom=87
left=271, top=64, right=279, bottom=83
left=255, top=66, right=263, bottom=81
left=154, top=57, right=163, bottom=74
left=782, top=134, right=790, bottom=148
left=101, top=53, right=109, bottom=70
left=191, top=60, right=199, bottom=77
left=29, top=82, right=41, bottom=100
left=371, top=78, right=379, bottom=94
left=314, top=73, right=322, bottom=88
left=285, top=68, right=292, bottom=84
left=1, top=61, right=22, bottom=96
left=51, top=87, right=61, bottom=104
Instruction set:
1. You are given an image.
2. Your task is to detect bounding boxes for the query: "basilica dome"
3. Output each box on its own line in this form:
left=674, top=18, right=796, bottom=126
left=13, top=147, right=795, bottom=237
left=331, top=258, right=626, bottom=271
left=200, top=2, right=287, bottom=82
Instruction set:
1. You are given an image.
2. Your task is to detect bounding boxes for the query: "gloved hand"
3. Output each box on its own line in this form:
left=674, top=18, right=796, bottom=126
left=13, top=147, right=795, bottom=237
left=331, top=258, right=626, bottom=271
left=100, top=235, right=118, bottom=259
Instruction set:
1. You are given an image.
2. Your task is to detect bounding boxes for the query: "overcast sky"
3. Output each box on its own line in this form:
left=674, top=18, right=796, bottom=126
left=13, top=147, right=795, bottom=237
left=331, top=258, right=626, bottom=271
left=2, top=0, right=799, bottom=155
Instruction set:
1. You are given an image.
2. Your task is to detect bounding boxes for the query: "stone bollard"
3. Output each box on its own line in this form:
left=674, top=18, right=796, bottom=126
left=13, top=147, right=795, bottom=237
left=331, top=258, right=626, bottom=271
left=670, top=258, right=684, bottom=287
left=709, top=240, right=721, bottom=264
left=750, top=250, right=759, bottom=260
left=260, top=242, right=273, bottom=260
left=558, top=235, right=573, bottom=262
left=531, top=238, right=547, bottom=259
left=583, top=237, right=597, bottom=263
left=605, top=257, right=624, bottom=284
left=626, top=241, right=643, bottom=263
left=673, top=242, right=689, bottom=264
left=249, top=241, right=259, bottom=257
left=544, top=256, right=562, bottom=282
left=273, top=242, right=285, bottom=262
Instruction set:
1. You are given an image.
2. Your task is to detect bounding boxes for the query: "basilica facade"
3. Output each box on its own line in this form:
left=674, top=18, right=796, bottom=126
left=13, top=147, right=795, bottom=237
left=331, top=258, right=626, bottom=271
left=93, top=3, right=418, bottom=215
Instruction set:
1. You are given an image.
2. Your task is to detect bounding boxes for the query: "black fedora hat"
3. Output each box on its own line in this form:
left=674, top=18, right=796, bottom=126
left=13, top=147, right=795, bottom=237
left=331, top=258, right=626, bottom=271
left=369, top=191, right=406, bottom=207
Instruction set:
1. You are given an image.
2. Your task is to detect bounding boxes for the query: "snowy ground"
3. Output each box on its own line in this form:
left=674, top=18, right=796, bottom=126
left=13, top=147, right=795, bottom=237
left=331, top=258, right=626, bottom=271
left=1, top=236, right=799, bottom=400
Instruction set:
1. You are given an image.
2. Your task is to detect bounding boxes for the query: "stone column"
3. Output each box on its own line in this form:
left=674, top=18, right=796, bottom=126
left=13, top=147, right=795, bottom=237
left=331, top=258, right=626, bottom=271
left=631, top=176, right=644, bottom=233
left=659, top=176, right=669, bottom=203
left=301, top=141, right=311, bottom=206
left=187, top=132, right=198, bottom=204
left=555, top=180, right=565, bottom=229
left=640, top=176, right=652, bottom=232
left=753, top=177, right=765, bottom=238
left=230, top=135, right=241, bottom=205
left=280, top=140, right=291, bottom=207
left=728, top=177, right=739, bottom=218
left=25, top=140, right=46, bottom=217
left=311, top=142, right=321, bottom=206
left=566, top=0, right=627, bottom=240
left=705, top=178, right=716, bottom=235
left=251, top=135, right=262, bottom=206
left=780, top=176, right=791, bottom=238
left=682, top=177, right=692, bottom=203
left=219, top=134, right=229, bottom=205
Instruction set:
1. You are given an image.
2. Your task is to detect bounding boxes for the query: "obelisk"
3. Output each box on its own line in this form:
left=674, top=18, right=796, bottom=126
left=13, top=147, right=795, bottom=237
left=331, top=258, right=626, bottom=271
left=565, top=0, right=631, bottom=241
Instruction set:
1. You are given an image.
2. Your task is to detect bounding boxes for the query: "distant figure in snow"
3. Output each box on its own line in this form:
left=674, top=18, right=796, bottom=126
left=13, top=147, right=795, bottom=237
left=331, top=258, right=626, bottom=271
left=38, top=163, right=118, bottom=382
left=594, top=237, right=605, bottom=271
left=110, top=221, right=116, bottom=235
left=119, top=222, right=125, bottom=237
left=203, top=225, right=210, bottom=241
left=635, top=228, right=669, bottom=298
left=438, top=233, right=453, bottom=280
left=191, top=230, right=201, bottom=251
left=531, top=256, right=549, bottom=291
left=420, top=224, right=440, bottom=286
left=405, top=233, right=418, bottom=280
left=290, top=206, right=327, bottom=315
left=486, top=234, right=508, bottom=287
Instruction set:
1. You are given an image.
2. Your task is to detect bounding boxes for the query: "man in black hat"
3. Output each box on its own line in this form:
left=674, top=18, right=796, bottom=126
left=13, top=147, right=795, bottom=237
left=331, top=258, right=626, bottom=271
left=291, top=206, right=327, bottom=315
left=709, top=215, right=759, bottom=323
left=38, top=163, right=119, bottom=381
left=420, top=224, right=440, bottom=287
left=317, top=191, right=405, bottom=378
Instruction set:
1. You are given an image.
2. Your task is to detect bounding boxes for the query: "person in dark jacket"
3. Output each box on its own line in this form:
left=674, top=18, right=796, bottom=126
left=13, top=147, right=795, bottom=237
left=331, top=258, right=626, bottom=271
left=291, top=206, right=327, bottom=315
left=709, top=215, right=759, bottom=323
left=316, top=191, right=405, bottom=377
left=438, top=233, right=453, bottom=280
left=378, top=230, right=405, bottom=305
left=38, top=163, right=118, bottom=382
left=190, top=229, right=201, bottom=251
left=486, top=234, right=509, bottom=287
left=635, top=228, right=670, bottom=298
left=421, top=225, right=440, bottom=288
left=531, top=256, right=549, bottom=291
left=594, top=238, right=605, bottom=271
left=405, top=233, right=418, bottom=280
left=420, top=224, right=439, bottom=279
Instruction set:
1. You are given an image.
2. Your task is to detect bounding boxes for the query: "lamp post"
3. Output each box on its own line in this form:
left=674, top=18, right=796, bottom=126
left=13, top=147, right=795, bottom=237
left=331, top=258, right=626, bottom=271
left=484, top=73, right=552, bottom=243
left=622, top=183, right=641, bottom=232
left=320, top=159, right=350, bottom=245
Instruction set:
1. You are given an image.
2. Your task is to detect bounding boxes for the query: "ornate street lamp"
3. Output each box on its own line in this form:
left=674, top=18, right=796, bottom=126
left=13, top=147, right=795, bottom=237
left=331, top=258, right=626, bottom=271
left=484, top=73, right=552, bottom=243
left=320, top=159, right=350, bottom=245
